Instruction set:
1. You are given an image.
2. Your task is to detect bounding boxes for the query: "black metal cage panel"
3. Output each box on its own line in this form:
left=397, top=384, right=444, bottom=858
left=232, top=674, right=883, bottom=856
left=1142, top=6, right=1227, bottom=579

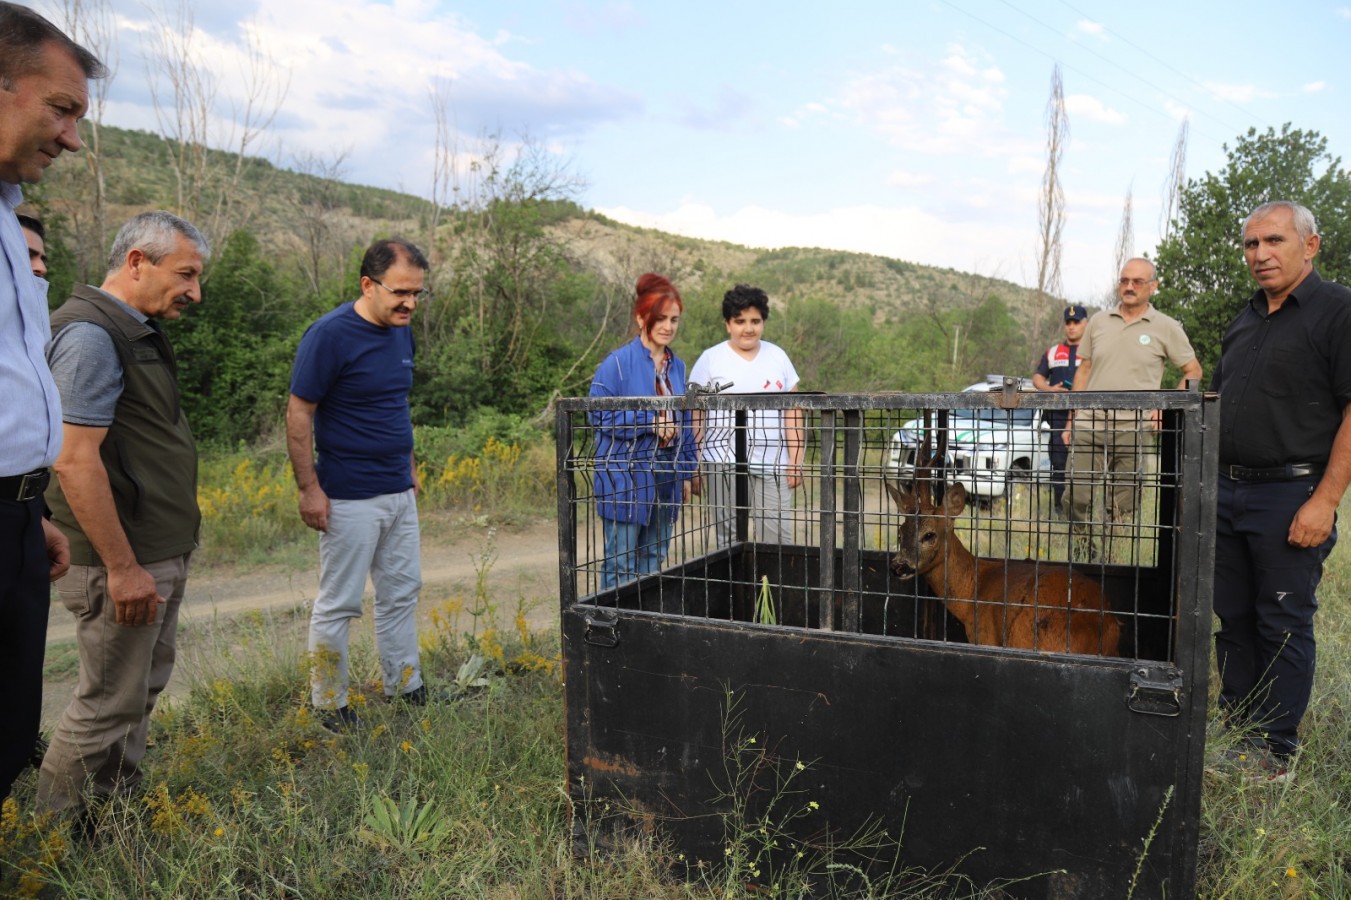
left=558, top=383, right=1218, bottom=899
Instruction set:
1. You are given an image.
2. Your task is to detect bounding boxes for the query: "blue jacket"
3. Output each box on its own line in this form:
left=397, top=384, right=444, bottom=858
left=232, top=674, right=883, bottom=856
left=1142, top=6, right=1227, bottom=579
left=589, top=336, right=696, bottom=524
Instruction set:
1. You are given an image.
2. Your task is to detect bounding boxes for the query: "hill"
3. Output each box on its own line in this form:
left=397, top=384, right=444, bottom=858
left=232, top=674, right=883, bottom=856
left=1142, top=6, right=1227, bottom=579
left=23, top=124, right=1060, bottom=442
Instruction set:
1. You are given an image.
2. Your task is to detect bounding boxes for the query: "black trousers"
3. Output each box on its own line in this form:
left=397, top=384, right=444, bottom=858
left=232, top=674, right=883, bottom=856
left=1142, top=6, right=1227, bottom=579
left=1047, top=429, right=1070, bottom=508
left=1213, top=476, right=1332, bottom=758
left=0, top=496, right=51, bottom=798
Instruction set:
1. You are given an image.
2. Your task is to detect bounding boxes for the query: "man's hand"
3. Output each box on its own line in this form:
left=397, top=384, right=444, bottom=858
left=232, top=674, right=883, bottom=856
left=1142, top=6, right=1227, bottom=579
left=109, top=563, right=163, bottom=626
left=43, top=518, right=70, bottom=582
left=298, top=483, right=331, bottom=532
left=689, top=473, right=702, bottom=497
left=787, top=465, right=803, bottom=490
left=1288, top=494, right=1337, bottom=548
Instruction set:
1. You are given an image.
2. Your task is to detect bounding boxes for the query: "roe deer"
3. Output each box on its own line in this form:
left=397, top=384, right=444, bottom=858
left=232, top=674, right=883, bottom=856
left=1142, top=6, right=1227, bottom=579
left=886, top=480, right=1121, bottom=657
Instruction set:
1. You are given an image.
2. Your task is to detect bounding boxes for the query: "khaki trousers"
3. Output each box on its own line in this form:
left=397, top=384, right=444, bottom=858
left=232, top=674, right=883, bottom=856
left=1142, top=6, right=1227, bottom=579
left=37, top=554, right=189, bottom=814
left=1064, top=411, right=1154, bottom=560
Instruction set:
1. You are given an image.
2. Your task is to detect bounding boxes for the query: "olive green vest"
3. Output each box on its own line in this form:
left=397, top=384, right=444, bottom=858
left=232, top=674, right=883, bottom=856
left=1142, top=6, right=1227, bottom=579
left=45, top=285, right=199, bottom=566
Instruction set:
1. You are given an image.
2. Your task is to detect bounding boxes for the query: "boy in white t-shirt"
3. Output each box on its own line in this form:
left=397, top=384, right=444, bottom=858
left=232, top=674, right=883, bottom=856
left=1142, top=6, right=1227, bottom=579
left=689, top=285, right=803, bottom=547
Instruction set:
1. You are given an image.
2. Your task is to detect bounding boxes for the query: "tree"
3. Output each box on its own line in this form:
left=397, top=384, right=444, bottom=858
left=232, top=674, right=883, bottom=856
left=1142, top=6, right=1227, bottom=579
left=1031, top=65, right=1068, bottom=353
left=145, top=0, right=289, bottom=251
left=1108, top=183, right=1134, bottom=303
left=1158, top=118, right=1189, bottom=244
left=55, top=0, right=118, bottom=279
left=1152, top=125, right=1351, bottom=373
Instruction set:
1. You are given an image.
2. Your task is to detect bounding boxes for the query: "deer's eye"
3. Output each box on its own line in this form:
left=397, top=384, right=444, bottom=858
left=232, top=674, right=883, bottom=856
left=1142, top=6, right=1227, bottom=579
left=921, top=530, right=937, bottom=544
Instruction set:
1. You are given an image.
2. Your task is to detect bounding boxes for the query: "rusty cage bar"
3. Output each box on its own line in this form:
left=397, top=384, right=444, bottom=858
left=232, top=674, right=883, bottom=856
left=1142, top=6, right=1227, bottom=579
left=557, top=382, right=1218, bottom=899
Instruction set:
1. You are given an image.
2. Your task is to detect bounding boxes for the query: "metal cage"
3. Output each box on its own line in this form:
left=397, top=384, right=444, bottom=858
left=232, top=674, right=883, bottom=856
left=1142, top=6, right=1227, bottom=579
left=558, top=382, right=1218, bottom=899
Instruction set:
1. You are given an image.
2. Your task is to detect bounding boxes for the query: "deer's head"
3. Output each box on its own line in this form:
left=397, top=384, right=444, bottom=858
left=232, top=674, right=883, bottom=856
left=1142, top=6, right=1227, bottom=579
left=885, top=480, right=967, bottom=580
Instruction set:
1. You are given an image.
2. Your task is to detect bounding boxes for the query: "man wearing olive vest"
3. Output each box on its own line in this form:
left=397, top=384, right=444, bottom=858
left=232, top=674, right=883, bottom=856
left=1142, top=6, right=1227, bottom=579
left=38, top=211, right=208, bottom=823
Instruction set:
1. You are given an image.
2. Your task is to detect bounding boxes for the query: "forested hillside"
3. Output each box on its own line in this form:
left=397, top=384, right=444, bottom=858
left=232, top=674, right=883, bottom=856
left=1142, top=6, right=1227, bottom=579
left=22, top=124, right=1059, bottom=447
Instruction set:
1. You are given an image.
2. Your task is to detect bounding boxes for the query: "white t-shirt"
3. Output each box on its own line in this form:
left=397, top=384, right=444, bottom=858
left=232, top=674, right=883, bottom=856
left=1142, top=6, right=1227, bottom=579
left=689, top=340, right=800, bottom=469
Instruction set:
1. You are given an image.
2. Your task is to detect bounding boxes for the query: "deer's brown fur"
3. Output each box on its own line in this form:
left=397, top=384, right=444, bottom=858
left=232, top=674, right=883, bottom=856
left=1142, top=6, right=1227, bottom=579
left=886, top=481, right=1120, bottom=657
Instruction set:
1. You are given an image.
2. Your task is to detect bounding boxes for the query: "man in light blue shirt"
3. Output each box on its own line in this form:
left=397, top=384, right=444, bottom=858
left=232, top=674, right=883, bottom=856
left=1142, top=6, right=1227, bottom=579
left=0, top=1, right=104, bottom=801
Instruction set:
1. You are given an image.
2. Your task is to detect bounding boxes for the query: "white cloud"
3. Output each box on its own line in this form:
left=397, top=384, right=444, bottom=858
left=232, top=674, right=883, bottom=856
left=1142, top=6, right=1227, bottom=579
left=1304, top=81, right=1328, bottom=93
left=1075, top=20, right=1106, bottom=39
left=1063, top=94, right=1126, bottom=125
left=1202, top=80, right=1275, bottom=104
left=1337, top=7, right=1351, bottom=18
left=91, top=0, right=641, bottom=195
left=886, top=169, right=934, bottom=187
left=1163, top=100, right=1192, bottom=121
left=832, top=43, right=1023, bottom=156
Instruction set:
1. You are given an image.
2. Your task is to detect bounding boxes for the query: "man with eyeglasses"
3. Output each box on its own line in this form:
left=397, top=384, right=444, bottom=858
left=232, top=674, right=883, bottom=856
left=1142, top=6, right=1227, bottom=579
left=286, top=238, right=433, bottom=731
left=1063, top=257, right=1201, bottom=560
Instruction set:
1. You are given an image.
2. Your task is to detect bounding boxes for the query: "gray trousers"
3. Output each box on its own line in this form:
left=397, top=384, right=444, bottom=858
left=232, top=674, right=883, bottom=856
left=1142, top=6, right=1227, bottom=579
left=702, top=462, right=794, bottom=549
left=38, top=553, right=189, bottom=814
left=309, top=490, right=423, bottom=708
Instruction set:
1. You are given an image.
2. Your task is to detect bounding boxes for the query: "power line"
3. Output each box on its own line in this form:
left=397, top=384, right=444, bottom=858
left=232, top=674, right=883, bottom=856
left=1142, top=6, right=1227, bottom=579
left=1055, top=0, right=1272, bottom=128
left=936, top=0, right=1262, bottom=146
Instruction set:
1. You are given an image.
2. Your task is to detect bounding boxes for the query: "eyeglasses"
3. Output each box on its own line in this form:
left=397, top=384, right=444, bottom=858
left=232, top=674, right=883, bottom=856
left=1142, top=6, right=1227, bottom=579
left=371, top=279, right=431, bottom=301
left=1118, top=277, right=1154, bottom=288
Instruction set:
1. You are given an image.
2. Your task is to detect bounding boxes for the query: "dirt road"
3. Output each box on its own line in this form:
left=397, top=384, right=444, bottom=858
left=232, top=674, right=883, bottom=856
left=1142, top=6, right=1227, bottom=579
left=40, top=518, right=561, bottom=729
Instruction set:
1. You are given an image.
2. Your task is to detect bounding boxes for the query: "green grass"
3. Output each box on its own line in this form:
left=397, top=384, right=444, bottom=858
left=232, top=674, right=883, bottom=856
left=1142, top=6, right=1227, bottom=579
left=40, top=642, right=80, bottom=682
left=11, top=469, right=1349, bottom=897
left=194, top=435, right=555, bottom=570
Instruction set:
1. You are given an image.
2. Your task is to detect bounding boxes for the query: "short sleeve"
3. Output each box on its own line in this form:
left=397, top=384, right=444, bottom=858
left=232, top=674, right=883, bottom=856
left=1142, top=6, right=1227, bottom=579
left=47, top=322, right=123, bottom=427
left=290, top=319, right=340, bottom=403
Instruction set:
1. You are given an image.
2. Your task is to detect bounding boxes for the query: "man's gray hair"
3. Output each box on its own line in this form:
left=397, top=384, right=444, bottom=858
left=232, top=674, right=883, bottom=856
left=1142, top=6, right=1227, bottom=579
left=0, top=2, right=106, bottom=90
left=1245, top=201, right=1318, bottom=242
left=106, top=211, right=210, bottom=276
left=1122, top=256, right=1158, bottom=280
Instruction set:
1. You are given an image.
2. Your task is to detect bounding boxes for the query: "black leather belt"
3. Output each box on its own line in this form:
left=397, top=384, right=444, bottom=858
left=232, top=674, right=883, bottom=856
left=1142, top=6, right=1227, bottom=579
left=0, top=468, right=50, bottom=502
left=1223, top=463, right=1323, bottom=483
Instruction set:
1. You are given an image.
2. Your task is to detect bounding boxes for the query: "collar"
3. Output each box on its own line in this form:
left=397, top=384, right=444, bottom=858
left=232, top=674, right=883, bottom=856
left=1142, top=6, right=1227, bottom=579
left=1246, top=268, right=1323, bottom=316
left=1111, top=302, right=1154, bottom=321
left=76, top=282, right=152, bottom=325
left=0, top=181, right=20, bottom=211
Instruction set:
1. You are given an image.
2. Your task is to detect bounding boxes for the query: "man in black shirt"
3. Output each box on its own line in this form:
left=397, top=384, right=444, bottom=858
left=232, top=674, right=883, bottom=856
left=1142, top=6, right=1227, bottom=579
left=1211, top=200, right=1351, bottom=782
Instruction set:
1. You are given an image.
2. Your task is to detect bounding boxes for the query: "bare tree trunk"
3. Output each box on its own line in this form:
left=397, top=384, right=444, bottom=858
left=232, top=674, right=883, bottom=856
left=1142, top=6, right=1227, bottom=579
left=145, top=0, right=288, bottom=251
left=427, top=77, right=459, bottom=262
left=290, top=150, right=351, bottom=297
left=57, top=0, right=117, bottom=278
left=1032, top=65, right=1068, bottom=353
left=1110, top=183, right=1134, bottom=302
left=1159, top=118, right=1189, bottom=243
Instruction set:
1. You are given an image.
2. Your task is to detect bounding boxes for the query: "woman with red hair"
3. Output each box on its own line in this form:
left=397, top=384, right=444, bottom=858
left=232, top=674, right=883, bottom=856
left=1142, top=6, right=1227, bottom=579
left=589, top=274, right=697, bottom=589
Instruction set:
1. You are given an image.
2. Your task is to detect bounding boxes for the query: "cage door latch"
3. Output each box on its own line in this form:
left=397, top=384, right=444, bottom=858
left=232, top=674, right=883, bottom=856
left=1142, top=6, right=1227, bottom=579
left=1127, top=665, right=1183, bottom=717
left=583, top=608, right=620, bottom=648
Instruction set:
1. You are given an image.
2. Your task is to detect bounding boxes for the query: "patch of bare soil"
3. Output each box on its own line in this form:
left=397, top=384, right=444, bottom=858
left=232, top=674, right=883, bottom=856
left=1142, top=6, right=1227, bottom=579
left=39, top=518, right=561, bottom=730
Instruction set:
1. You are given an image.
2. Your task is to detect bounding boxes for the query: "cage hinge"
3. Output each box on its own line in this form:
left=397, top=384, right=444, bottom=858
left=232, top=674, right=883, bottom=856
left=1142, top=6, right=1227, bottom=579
left=1127, top=665, right=1183, bottom=717
left=583, top=607, right=620, bottom=648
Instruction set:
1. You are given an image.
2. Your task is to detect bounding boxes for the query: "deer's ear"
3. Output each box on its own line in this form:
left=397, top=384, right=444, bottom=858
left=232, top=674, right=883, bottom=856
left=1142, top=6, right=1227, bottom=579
left=942, top=483, right=968, bottom=516
left=885, top=480, right=913, bottom=510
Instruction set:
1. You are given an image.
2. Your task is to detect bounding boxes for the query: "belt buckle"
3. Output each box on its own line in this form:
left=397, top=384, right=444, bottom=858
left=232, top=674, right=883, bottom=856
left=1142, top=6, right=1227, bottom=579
left=16, top=472, right=42, bottom=502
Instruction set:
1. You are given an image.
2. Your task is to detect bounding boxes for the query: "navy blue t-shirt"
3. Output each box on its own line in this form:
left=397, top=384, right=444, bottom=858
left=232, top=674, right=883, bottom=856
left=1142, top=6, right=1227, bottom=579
left=290, top=303, right=415, bottom=500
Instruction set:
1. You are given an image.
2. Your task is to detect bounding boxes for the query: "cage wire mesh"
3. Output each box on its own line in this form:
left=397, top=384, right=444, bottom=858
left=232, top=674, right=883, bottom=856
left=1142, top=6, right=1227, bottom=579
left=559, top=387, right=1195, bottom=664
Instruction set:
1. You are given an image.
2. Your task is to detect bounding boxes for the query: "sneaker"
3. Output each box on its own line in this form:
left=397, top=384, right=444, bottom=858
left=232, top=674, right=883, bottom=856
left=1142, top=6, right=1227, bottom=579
left=318, top=706, right=362, bottom=733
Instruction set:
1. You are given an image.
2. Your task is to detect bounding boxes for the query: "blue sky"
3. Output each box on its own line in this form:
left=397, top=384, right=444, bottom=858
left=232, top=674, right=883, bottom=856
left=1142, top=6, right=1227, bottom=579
left=40, top=0, right=1351, bottom=301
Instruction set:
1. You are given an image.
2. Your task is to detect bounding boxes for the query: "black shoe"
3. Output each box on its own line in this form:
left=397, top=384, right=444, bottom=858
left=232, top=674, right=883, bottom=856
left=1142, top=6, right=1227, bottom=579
left=318, top=706, right=362, bottom=733
left=29, top=734, right=48, bottom=770
left=397, top=684, right=463, bottom=706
